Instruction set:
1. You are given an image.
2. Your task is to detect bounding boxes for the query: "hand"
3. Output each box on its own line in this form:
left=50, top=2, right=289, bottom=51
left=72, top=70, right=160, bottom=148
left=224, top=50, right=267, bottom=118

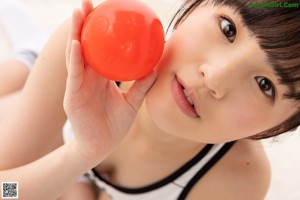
left=64, top=0, right=157, bottom=164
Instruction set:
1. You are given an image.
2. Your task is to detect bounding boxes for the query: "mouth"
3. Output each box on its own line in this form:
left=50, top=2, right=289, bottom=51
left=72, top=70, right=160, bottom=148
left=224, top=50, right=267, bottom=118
left=172, top=76, right=200, bottom=118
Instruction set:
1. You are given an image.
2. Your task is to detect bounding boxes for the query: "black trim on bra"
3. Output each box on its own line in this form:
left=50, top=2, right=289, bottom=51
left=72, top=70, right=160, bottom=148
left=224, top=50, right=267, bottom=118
left=177, top=141, right=236, bottom=200
left=92, top=144, right=214, bottom=194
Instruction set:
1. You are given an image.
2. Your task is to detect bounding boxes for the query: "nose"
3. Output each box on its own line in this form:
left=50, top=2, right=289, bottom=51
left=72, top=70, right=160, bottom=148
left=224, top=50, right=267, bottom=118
left=198, top=63, right=236, bottom=99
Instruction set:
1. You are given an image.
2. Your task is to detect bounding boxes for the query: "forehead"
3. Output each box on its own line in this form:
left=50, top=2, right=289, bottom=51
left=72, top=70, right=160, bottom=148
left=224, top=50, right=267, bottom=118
left=179, top=0, right=245, bottom=27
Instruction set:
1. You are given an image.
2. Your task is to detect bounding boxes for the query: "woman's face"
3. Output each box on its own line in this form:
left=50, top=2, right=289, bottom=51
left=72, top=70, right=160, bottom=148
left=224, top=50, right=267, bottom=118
left=143, top=2, right=298, bottom=143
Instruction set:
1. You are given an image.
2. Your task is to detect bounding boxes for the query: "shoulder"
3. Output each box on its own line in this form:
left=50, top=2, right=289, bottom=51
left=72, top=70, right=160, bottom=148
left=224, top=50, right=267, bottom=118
left=223, top=140, right=271, bottom=199
left=188, top=140, right=271, bottom=200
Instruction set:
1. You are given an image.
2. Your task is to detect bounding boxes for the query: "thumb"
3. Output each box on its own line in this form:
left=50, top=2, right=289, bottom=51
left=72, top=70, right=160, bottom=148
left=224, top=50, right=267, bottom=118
left=124, top=70, right=157, bottom=111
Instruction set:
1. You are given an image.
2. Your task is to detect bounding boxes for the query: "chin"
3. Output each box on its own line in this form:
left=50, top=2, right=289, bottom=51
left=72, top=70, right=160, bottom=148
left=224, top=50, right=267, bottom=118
left=144, top=80, right=178, bottom=131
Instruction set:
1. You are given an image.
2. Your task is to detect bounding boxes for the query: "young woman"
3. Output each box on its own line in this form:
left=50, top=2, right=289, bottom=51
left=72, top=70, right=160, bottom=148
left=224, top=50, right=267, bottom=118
left=61, top=0, right=299, bottom=199
left=0, top=0, right=299, bottom=199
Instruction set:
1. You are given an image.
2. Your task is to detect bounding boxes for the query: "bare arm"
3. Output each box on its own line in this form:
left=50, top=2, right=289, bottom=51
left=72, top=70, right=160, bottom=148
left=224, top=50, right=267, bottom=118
left=0, top=60, right=29, bottom=96
left=0, top=0, right=157, bottom=199
left=0, top=7, right=101, bottom=198
left=0, top=19, right=69, bottom=169
left=0, top=140, right=97, bottom=200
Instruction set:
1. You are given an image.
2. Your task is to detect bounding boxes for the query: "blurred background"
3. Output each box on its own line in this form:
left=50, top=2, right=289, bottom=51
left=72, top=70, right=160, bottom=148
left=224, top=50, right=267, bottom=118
left=0, top=0, right=299, bottom=199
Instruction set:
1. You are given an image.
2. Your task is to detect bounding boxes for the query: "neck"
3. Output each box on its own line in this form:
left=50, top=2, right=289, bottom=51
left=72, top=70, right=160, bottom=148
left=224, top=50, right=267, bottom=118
left=128, top=101, right=205, bottom=158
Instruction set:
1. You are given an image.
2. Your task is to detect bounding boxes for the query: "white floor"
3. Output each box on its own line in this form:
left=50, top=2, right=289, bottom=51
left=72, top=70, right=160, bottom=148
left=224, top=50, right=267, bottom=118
left=1, top=0, right=300, bottom=199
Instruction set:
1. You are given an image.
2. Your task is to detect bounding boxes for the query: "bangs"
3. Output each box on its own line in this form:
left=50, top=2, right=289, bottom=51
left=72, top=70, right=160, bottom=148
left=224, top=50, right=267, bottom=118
left=238, top=0, right=300, bottom=102
left=170, top=0, right=300, bottom=102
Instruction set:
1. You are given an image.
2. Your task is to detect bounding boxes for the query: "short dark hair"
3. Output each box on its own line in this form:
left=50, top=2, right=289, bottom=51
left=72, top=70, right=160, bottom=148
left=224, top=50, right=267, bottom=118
left=167, top=0, right=300, bottom=139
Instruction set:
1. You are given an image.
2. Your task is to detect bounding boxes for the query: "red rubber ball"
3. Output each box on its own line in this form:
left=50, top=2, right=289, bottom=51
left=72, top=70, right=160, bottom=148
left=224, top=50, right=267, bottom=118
left=81, top=0, right=165, bottom=81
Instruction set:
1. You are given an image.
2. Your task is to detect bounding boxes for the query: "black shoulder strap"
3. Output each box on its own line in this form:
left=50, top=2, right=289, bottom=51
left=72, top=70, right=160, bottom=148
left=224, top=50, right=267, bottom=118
left=177, top=141, right=236, bottom=200
left=91, top=144, right=214, bottom=194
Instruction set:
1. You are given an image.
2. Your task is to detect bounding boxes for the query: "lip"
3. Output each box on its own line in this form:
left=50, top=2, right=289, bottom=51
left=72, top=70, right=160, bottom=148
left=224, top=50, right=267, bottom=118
left=172, top=76, right=201, bottom=118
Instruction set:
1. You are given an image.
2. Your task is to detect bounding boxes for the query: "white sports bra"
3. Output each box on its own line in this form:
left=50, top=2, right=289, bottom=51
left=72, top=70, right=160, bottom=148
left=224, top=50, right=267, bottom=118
left=86, top=142, right=235, bottom=200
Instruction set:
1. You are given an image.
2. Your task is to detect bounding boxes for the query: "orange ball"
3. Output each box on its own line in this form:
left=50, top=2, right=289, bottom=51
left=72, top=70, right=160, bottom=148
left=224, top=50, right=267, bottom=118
left=81, top=0, right=165, bottom=81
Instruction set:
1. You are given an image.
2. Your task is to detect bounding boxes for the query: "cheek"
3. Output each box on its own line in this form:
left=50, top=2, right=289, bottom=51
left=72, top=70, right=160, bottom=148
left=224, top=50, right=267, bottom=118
left=145, top=77, right=175, bottom=127
left=225, top=102, right=270, bottom=137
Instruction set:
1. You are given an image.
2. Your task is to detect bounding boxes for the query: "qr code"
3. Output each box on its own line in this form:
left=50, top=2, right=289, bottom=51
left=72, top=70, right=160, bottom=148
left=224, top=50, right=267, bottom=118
left=1, top=182, right=18, bottom=199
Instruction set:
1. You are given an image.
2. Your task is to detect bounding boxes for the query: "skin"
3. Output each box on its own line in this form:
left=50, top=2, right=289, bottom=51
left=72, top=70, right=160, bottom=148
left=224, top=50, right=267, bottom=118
left=0, top=60, right=29, bottom=121
left=0, top=60, right=29, bottom=96
left=0, top=0, right=298, bottom=199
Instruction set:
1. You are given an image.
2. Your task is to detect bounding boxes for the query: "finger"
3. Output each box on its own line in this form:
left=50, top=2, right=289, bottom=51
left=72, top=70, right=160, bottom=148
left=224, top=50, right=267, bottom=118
left=71, top=9, right=85, bottom=45
left=66, top=40, right=84, bottom=94
left=82, top=0, right=94, bottom=18
left=66, top=9, right=85, bottom=67
left=124, top=70, right=157, bottom=111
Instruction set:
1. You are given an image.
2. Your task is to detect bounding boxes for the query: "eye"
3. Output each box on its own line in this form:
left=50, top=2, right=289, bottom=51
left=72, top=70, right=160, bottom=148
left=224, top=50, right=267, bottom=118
left=220, top=17, right=236, bottom=43
left=255, top=76, right=276, bottom=99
